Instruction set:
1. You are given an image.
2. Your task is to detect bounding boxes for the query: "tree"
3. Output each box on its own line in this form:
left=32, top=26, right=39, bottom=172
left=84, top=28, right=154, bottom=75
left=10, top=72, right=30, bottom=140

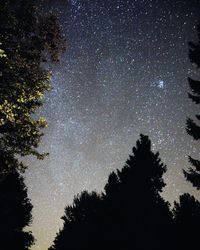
left=0, top=0, right=65, bottom=174
left=50, top=135, right=172, bottom=250
left=49, top=191, right=104, bottom=250
left=104, top=134, right=172, bottom=250
left=0, top=171, right=34, bottom=249
left=184, top=22, right=200, bottom=189
left=173, top=193, right=200, bottom=249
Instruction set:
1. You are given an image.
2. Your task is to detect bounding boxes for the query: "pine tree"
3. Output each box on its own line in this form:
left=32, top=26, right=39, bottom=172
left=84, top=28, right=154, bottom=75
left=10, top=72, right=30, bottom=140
left=0, top=171, right=34, bottom=249
left=104, top=134, right=172, bottom=250
left=0, top=0, right=65, bottom=173
left=184, top=22, right=200, bottom=189
left=173, top=193, right=200, bottom=249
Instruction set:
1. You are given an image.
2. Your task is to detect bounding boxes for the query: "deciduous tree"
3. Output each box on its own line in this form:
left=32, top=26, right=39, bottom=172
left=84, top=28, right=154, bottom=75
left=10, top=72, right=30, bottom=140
left=0, top=0, right=65, bottom=173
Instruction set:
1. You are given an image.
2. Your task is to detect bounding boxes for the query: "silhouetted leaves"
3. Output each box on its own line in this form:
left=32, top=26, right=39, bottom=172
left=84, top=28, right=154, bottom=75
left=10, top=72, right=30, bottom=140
left=0, top=171, right=34, bottom=249
left=49, top=191, right=104, bottom=250
left=188, top=23, right=200, bottom=68
left=185, top=22, right=200, bottom=189
left=173, top=193, right=200, bottom=249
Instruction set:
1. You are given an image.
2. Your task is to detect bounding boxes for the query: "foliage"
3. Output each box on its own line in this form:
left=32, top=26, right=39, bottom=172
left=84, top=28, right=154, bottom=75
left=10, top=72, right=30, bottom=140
left=0, top=0, right=65, bottom=173
left=0, top=171, right=34, bottom=249
left=49, top=191, right=103, bottom=250
left=104, top=134, right=172, bottom=250
left=184, top=22, right=200, bottom=189
left=173, top=193, right=200, bottom=249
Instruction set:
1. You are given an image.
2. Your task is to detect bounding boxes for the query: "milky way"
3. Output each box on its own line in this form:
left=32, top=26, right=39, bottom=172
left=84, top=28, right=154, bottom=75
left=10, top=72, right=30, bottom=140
left=24, top=1, right=200, bottom=249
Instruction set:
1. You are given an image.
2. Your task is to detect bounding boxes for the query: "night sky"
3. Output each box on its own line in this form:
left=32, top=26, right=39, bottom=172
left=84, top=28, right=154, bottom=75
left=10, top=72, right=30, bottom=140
left=24, top=1, right=200, bottom=249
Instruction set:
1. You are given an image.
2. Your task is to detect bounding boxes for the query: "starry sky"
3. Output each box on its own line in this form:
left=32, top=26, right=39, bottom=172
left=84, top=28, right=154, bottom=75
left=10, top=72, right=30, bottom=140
left=24, top=0, right=200, bottom=249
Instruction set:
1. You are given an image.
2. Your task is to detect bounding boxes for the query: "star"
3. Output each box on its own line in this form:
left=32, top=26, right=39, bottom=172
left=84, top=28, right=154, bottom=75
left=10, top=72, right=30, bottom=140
left=158, top=80, right=164, bottom=89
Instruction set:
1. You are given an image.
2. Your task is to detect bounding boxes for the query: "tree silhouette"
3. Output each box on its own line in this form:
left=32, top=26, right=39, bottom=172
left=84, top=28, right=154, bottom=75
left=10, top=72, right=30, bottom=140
left=0, top=0, right=66, bottom=173
left=50, top=135, right=172, bottom=250
left=173, top=193, right=200, bottom=249
left=104, top=134, right=172, bottom=250
left=184, top=22, right=200, bottom=189
left=49, top=191, right=104, bottom=250
left=0, top=171, right=34, bottom=249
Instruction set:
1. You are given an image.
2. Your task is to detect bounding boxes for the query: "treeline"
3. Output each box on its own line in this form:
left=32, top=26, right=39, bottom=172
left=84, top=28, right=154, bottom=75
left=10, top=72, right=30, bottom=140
left=49, top=135, right=200, bottom=250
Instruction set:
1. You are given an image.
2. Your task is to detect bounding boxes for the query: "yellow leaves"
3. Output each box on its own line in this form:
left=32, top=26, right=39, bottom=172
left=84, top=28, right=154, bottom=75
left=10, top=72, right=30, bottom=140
left=16, top=89, right=44, bottom=103
left=35, top=90, right=44, bottom=99
left=0, top=118, right=5, bottom=126
left=46, top=71, right=52, bottom=81
left=0, top=100, right=16, bottom=124
left=0, top=87, right=48, bottom=138
left=0, top=1, right=66, bottom=172
left=16, top=90, right=29, bottom=103
left=6, top=112, right=15, bottom=122
left=37, top=117, right=48, bottom=128
left=17, top=95, right=25, bottom=103
left=0, top=48, right=7, bottom=58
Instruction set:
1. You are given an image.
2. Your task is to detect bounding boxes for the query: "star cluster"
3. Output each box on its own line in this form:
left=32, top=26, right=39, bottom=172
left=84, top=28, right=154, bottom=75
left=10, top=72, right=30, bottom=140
left=25, top=1, right=200, bottom=249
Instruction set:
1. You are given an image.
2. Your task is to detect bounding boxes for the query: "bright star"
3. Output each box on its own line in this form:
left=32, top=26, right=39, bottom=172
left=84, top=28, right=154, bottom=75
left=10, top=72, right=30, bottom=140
left=158, top=80, right=164, bottom=89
